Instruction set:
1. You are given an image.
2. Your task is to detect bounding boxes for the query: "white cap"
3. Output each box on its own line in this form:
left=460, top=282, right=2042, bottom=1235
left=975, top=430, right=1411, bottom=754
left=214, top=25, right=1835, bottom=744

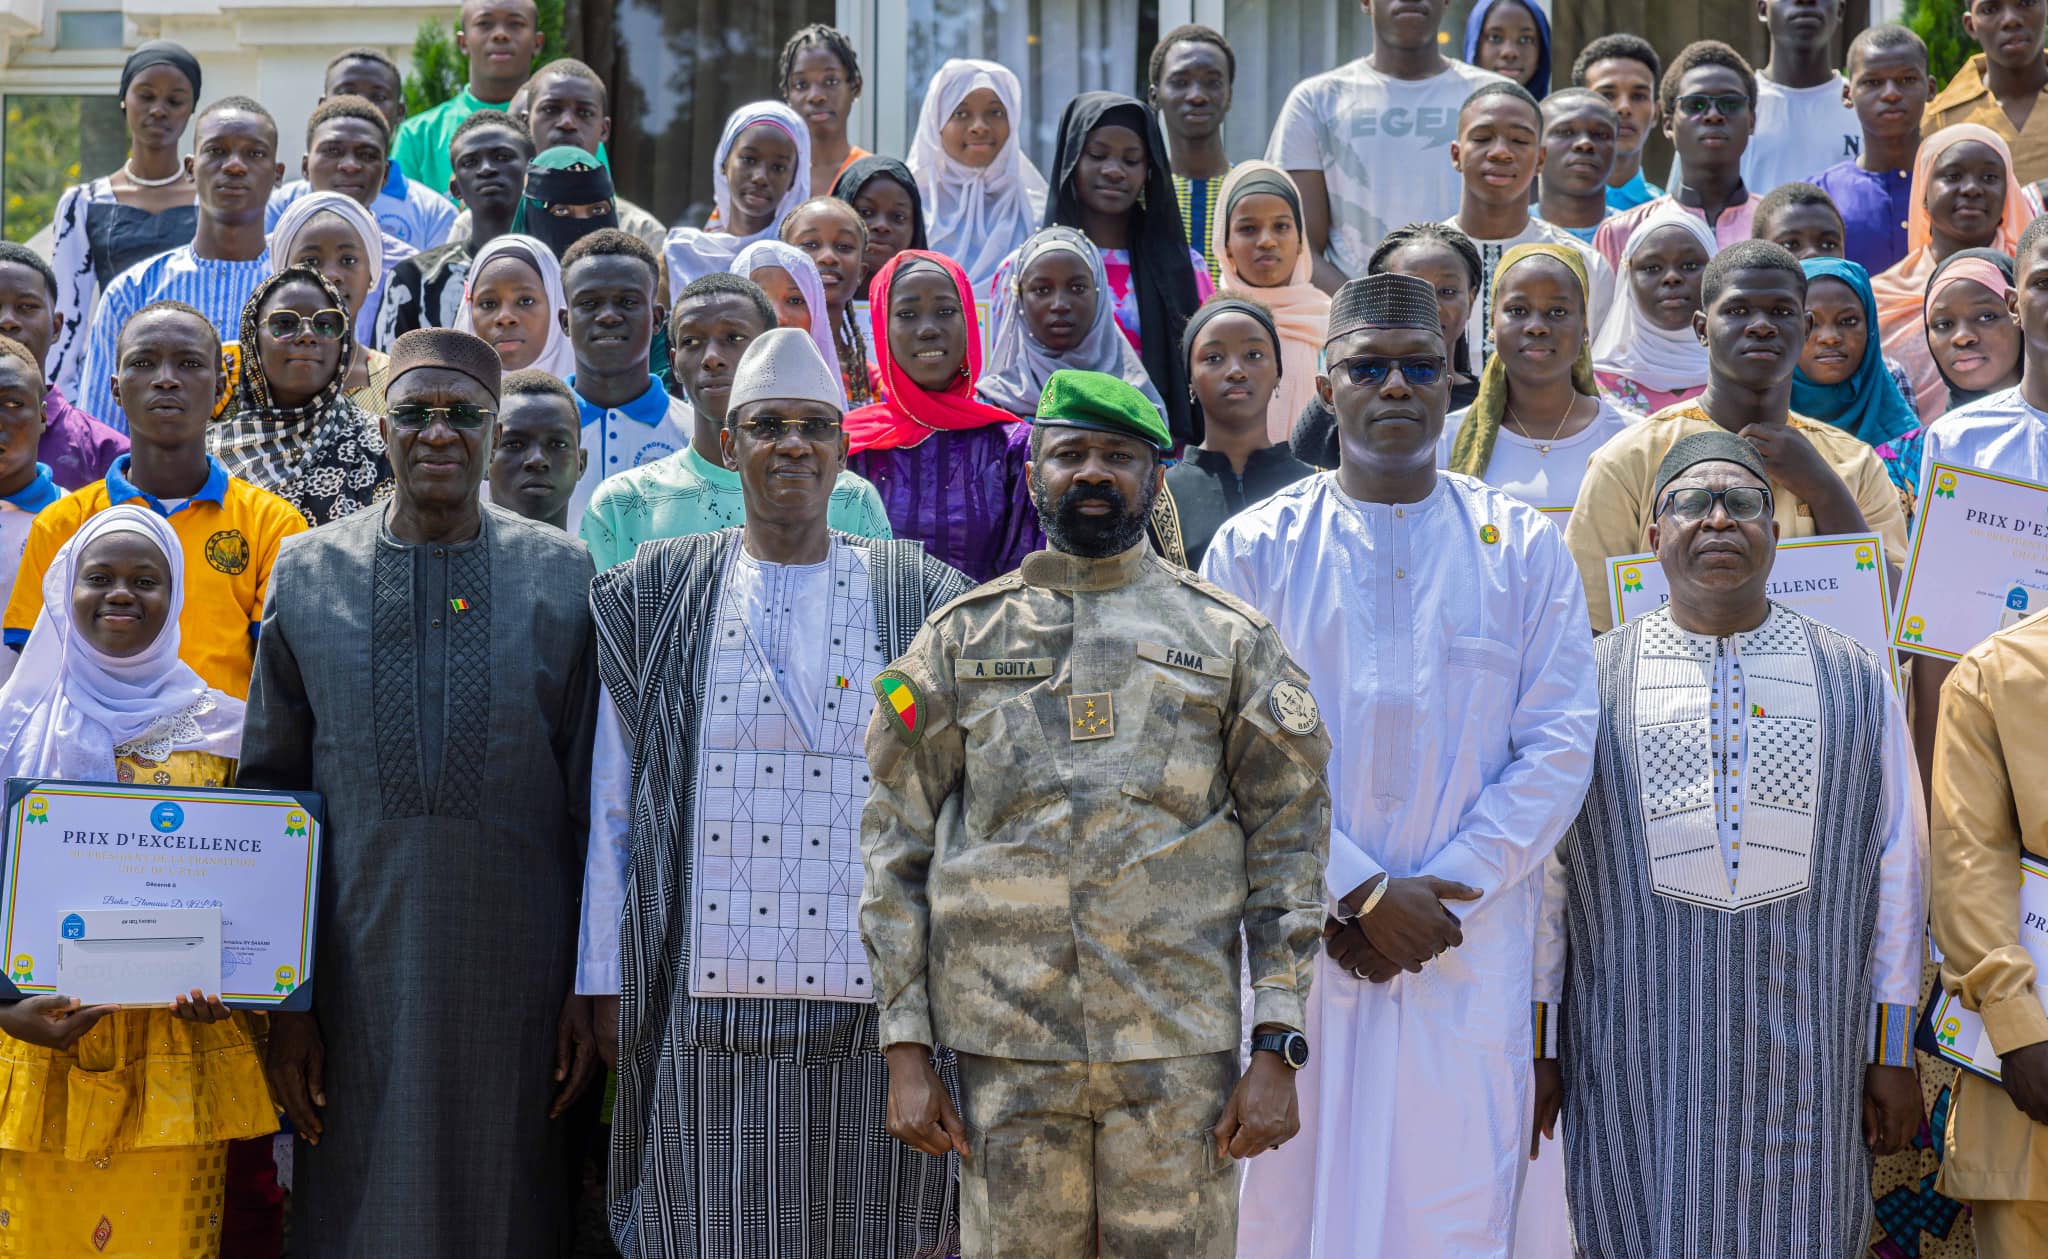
left=727, top=326, right=845, bottom=415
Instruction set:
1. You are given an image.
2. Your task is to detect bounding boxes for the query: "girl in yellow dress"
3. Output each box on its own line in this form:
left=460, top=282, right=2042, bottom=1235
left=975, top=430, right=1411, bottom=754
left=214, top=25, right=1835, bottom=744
left=0, top=505, right=275, bottom=1256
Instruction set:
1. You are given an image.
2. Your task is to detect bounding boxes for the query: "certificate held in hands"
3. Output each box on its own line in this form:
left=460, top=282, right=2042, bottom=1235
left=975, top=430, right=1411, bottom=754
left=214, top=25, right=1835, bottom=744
left=1, top=778, right=321, bottom=1010
left=1917, top=855, right=2048, bottom=1083
left=1894, top=462, right=2048, bottom=659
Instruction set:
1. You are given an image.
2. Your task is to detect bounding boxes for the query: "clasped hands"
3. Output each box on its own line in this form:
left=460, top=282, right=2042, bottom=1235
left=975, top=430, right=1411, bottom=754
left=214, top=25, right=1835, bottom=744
left=1324, top=874, right=1480, bottom=982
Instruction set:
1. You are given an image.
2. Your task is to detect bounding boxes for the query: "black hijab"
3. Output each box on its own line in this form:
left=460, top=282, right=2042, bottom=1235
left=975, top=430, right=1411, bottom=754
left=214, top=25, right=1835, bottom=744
left=1045, top=93, right=1204, bottom=447
left=831, top=155, right=930, bottom=252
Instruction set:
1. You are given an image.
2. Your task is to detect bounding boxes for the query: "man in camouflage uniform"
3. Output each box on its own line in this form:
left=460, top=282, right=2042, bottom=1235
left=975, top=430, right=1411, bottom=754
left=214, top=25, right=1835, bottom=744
left=859, top=369, right=1333, bottom=1258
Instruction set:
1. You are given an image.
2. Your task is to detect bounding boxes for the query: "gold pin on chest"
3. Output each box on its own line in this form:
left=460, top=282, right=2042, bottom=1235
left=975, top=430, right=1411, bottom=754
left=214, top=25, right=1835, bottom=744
left=1068, top=692, right=1114, bottom=741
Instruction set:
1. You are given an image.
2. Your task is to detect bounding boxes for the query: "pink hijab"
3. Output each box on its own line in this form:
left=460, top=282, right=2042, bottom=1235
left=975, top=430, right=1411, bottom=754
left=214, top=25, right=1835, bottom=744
left=1870, top=124, right=2038, bottom=421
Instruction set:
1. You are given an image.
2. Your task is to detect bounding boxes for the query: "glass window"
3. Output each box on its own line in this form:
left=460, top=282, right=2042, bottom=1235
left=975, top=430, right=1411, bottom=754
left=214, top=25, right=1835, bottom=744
left=902, top=0, right=1155, bottom=176
left=581, top=0, right=837, bottom=226
left=1, top=94, right=127, bottom=244
left=1217, top=0, right=1376, bottom=164
left=55, top=11, right=127, bottom=51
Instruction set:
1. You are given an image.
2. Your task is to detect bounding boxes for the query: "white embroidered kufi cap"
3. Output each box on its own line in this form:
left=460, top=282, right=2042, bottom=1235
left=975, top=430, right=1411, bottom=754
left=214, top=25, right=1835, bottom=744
left=728, top=326, right=845, bottom=414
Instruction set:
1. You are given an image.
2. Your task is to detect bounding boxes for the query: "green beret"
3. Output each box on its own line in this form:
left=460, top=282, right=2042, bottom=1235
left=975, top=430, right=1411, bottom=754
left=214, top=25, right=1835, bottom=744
left=1033, top=369, right=1173, bottom=452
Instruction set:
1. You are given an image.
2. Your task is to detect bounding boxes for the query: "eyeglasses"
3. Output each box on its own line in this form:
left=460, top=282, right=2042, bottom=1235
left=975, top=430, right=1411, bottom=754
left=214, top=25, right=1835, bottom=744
left=1329, top=354, right=1446, bottom=388
left=1657, top=485, right=1772, bottom=522
left=735, top=416, right=843, bottom=441
left=262, top=308, right=349, bottom=341
left=1674, top=93, right=1750, bottom=118
left=387, top=402, right=497, bottom=431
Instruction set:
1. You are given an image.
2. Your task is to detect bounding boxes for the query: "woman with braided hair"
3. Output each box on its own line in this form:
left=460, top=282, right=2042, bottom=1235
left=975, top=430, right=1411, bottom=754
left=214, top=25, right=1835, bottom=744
left=782, top=196, right=877, bottom=404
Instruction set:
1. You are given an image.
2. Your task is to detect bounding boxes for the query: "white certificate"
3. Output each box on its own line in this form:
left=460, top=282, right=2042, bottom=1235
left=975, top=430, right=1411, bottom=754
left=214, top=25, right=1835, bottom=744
left=58, top=907, right=221, bottom=1006
left=1918, top=854, right=2048, bottom=1083
left=1605, top=533, right=1899, bottom=687
left=1894, top=462, right=2048, bottom=659
left=2, top=779, right=321, bottom=1010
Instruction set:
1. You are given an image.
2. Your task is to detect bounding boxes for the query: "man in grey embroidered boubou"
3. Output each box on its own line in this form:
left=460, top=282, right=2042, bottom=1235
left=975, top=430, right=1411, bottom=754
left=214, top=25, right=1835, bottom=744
left=1530, top=429, right=1927, bottom=1257
left=581, top=326, right=968, bottom=1258
left=862, top=367, right=1331, bottom=1259
left=239, top=326, right=603, bottom=1256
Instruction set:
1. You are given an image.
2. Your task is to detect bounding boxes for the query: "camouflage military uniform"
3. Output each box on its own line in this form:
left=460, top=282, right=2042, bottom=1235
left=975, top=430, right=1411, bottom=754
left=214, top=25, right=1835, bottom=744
left=860, top=541, right=1332, bottom=1259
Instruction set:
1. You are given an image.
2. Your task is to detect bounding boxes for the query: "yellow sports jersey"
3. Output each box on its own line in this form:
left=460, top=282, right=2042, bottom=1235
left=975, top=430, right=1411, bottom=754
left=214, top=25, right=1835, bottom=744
left=4, top=457, right=307, bottom=699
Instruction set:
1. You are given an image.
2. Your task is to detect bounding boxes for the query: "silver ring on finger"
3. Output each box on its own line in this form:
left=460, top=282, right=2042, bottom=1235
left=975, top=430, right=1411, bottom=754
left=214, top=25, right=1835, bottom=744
left=1351, top=966, right=1369, bottom=979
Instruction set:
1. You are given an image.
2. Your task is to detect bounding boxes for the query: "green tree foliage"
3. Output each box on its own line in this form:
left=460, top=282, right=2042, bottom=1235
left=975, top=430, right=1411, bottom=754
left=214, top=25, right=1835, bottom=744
left=3, top=99, right=78, bottom=243
left=1906, top=0, right=1974, bottom=91
left=402, top=0, right=566, bottom=116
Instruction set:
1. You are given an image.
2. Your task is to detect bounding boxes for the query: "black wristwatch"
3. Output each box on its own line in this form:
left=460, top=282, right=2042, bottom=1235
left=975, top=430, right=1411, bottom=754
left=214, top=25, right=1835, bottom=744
left=1251, top=1030, right=1310, bottom=1070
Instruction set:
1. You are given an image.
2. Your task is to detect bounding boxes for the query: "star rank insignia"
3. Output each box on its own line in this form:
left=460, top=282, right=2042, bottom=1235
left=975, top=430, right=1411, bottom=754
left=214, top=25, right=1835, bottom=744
left=1068, top=692, right=1114, bottom=741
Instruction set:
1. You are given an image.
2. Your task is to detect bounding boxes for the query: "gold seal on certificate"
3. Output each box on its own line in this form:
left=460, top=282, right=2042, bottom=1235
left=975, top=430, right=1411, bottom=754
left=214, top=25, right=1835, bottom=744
left=1895, top=462, right=2048, bottom=659
left=1606, top=533, right=1901, bottom=686
left=0, top=779, right=322, bottom=1009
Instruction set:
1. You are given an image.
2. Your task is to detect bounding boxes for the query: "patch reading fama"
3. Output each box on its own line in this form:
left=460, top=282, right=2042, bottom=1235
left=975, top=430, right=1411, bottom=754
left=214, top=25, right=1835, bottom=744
left=1269, top=679, right=1321, bottom=735
left=873, top=670, right=926, bottom=745
left=956, top=657, right=1056, bottom=682
left=1136, top=639, right=1230, bottom=678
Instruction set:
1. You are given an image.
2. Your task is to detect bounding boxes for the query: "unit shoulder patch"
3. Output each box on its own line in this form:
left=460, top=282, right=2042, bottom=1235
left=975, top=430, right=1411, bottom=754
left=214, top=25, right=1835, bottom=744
left=1269, top=679, right=1321, bottom=735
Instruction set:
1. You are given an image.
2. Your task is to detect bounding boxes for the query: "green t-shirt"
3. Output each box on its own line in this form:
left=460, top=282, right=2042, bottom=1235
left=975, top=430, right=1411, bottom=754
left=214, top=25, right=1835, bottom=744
left=579, top=445, right=893, bottom=571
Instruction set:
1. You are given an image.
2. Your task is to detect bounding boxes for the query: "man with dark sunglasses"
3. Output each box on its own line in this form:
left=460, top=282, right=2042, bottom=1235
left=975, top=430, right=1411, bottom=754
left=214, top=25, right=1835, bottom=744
left=1595, top=42, right=1765, bottom=275
left=581, top=326, right=972, bottom=1257
left=1535, top=427, right=1926, bottom=1254
left=1213, top=272, right=1596, bottom=1254
left=239, top=326, right=604, bottom=1257
left=1567, top=240, right=1907, bottom=630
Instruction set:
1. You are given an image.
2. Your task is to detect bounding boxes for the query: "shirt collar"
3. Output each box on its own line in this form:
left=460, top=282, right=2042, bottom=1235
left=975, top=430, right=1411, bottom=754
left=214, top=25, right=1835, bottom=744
left=1, top=464, right=61, bottom=513
left=1019, top=540, right=1153, bottom=592
left=570, top=375, right=671, bottom=429
left=104, top=453, right=229, bottom=515
left=459, top=85, right=505, bottom=111
left=682, top=443, right=739, bottom=487
left=1672, top=180, right=1750, bottom=212
left=382, top=159, right=410, bottom=201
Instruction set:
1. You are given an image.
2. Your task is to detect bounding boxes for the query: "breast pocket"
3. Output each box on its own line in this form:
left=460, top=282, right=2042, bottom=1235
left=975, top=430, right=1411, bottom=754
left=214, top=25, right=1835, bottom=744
left=1445, top=635, right=1519, bottom=775
left=1122, top=665, right=1231, bottom=827
left=959, top=688, right=1063, bottom=840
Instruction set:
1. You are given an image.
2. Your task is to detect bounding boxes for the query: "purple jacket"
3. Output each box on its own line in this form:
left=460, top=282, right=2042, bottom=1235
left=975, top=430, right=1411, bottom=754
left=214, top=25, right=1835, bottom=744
left=850, top=421, right=1043, bottom=584
left=41, top=386, right=129, bottom=491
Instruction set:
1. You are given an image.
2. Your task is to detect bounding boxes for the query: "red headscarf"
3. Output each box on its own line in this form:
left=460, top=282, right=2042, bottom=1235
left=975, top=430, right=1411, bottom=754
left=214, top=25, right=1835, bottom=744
left=844, top=250, right=1017, bottom=453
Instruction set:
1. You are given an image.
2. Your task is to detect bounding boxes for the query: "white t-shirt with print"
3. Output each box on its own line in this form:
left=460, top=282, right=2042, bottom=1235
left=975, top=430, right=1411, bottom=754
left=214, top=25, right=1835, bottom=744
left=1267, top=57, right=1507, bottom=278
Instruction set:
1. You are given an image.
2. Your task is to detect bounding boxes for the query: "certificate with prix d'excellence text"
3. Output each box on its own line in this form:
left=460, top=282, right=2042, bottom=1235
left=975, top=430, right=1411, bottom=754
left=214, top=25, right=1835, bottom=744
left=0, top=778, right=321, bottom=1010
left=1895, top=462, right=2048, bottom=659
left=1606, top=532, right=1900, bottom=688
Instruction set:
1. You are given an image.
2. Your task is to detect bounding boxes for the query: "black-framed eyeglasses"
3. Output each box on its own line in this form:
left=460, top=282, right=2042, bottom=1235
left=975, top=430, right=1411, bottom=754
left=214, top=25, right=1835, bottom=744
left=1329, top=354, right=1447, bottom=388
left=1674, top=93, right=1750, bottom=118
left=263, top=308, right=349, bottom=341
left=1657, top=485, right=1772, bottom=522
left=387, top=402, right=497, bottom=431
left=735, top=416, right=843, bottom=442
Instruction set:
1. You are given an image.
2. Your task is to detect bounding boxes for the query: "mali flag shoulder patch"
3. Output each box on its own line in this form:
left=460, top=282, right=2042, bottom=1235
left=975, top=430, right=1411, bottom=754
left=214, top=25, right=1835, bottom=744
left=874, top=670, right=926, bottom=745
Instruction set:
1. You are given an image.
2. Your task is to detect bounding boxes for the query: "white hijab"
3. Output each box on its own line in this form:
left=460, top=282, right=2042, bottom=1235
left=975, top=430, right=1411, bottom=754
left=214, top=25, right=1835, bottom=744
left=664, top=101, right=813, bottom=291
left=730, top=240, right=845, bottom=406
left=1592, top=203, right=1716, bottom=393
left=455, top=232, right=577, bottom=380
left=0, top=506, right=243, bottom=784
left=269, top=191, right=384, bottom=289
left=907, top=59, right=1049, bottom=296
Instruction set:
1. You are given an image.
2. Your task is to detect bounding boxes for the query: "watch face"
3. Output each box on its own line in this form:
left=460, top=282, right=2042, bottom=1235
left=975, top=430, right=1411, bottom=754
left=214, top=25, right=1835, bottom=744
left=1284, top=1033, right=1310, bottom=1070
